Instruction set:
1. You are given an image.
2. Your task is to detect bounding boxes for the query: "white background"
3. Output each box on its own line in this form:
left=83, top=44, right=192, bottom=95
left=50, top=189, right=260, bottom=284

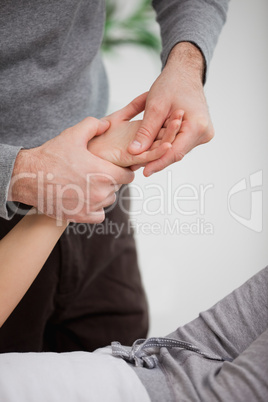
left=103, top=0, right=268, bottom=336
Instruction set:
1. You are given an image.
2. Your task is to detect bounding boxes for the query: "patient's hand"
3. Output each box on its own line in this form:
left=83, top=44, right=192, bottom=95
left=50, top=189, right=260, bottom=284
left=88, top=119, right=173, bottom=168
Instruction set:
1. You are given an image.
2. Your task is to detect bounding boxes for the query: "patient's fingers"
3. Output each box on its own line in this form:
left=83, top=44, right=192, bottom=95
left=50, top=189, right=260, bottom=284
left=160, top=117, right=183, bottom=144
left=130, top=140, right=165, bottom=171
left=131, top=142, right=171, bottom=166
left=130, top=112, right=183, bottom=171
left=155, top=110, right=184, bottom=143
left=143, top=119, right=197, bottom=177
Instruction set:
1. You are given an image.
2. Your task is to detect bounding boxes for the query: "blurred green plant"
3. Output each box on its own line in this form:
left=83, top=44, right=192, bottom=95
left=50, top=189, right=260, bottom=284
left=102, top=0, right=161, bottom=54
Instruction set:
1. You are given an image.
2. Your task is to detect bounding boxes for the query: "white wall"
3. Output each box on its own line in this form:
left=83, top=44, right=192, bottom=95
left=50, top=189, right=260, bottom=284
left=103, top=0, right=268, bottom=336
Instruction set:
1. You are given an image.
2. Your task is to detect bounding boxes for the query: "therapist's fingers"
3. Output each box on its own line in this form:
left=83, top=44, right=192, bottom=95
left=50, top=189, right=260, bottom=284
left=160, top=117, right=183, bottom=144
left=162, top=110, right=184, bottom=129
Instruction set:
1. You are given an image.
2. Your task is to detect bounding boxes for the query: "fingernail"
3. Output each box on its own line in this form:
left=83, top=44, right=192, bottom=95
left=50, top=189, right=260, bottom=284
left=130, top=140, right=142, bottom=150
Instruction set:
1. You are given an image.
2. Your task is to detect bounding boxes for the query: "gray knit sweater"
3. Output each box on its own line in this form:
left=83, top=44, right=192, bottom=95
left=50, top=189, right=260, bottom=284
left=0, top=0, right=229, bottom=219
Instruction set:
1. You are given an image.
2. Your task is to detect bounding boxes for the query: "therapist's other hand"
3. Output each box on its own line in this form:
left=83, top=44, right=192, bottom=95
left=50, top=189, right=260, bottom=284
left=9, top=118, right=134, bottom=223
left=128, top=42, right=214, bottom=176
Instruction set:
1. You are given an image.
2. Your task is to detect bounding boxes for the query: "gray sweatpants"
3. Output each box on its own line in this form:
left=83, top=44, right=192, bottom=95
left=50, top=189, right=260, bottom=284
left=0, top=268, right=267, bottom=401
left=129, top=266, right=268, bottom=401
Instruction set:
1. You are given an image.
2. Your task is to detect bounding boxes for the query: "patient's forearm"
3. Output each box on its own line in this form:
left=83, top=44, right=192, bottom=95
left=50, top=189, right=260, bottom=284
left=0, top=211, right=67, bottom=327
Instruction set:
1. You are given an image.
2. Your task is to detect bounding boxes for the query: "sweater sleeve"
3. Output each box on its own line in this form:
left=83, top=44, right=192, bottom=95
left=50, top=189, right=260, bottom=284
left=152, top=0, right=230, bottom=80
left=0, top=144, right=22, bottom=220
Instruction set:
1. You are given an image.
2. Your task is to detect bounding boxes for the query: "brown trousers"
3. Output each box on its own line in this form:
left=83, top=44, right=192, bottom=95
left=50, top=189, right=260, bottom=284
left=0, top=187, right=148, bottom=352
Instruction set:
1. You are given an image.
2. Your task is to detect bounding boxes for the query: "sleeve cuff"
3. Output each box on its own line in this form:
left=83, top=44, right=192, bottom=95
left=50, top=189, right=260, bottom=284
left=153, top=0, right=229, bottom=82
left=0, top=144, right=22, bottom=220
left=160, top=36, right=208, bottom=84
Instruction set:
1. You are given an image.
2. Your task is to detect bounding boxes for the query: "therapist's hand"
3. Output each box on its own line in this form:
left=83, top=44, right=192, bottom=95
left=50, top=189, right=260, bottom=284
left=9, top=118, right=134, bottom=223
left=128, top=42, right=214, bottom=177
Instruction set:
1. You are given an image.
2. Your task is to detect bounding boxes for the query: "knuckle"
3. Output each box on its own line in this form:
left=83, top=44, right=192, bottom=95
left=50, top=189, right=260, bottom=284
left=97, top=174, right=111, bottom=185
left=137, top=125, right=153, bottom=141
left=148, top=102, right=162, bottom=116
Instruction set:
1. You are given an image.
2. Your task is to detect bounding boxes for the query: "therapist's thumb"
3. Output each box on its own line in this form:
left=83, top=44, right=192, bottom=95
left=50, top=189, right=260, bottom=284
left=128, top=108, right=164, bottom=154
